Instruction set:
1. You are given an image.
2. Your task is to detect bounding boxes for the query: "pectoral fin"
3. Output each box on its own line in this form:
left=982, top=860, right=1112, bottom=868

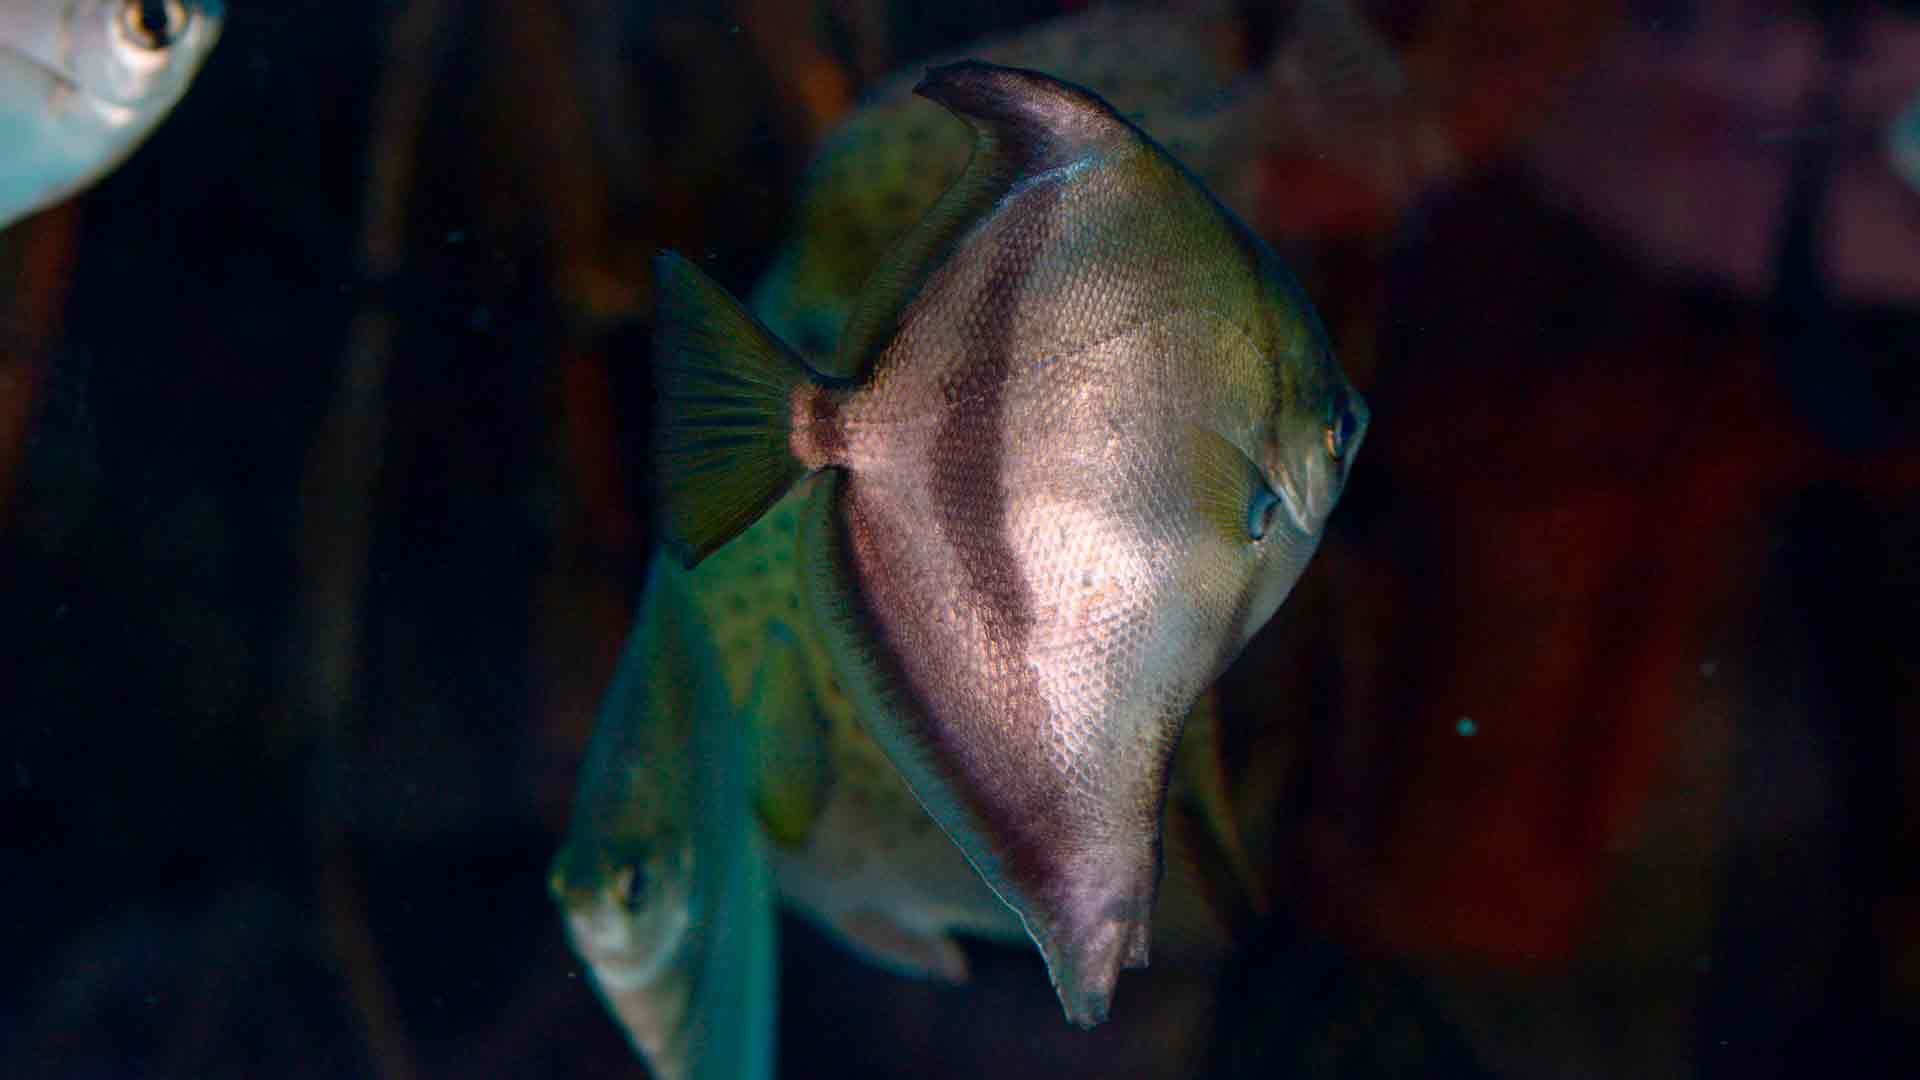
left=836, top=911, right=970, bottom=984
left=1190, top=425, right=1276, bottom=546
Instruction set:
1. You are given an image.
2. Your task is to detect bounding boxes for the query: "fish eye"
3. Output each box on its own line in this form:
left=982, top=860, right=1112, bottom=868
left=1324, top=403, right=1360, bottom=462
left=616, top=861, right=650, bottom=913
left=120, top=0, right=192, bottom=52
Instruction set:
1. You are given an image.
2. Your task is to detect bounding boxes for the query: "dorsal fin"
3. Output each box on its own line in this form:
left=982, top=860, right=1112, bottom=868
left=834, top=61, right=1138, bottom=377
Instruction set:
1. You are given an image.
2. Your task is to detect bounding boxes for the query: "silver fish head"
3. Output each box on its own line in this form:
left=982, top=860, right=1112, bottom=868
left=0, top=0, right=223, bottom=227
left=6, top=0, right=223, bottom=109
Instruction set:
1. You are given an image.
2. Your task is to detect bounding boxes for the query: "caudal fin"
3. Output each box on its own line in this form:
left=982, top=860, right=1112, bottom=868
left=653, top=252, right=815, bottom=565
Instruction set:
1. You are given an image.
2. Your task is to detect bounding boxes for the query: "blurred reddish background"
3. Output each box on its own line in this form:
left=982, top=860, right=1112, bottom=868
left=2, top=1, right=1915, bottom=1077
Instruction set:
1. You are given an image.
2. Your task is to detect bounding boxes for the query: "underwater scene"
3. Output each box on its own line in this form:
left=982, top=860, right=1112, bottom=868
left=3, top=0, right=1917, bottom=1076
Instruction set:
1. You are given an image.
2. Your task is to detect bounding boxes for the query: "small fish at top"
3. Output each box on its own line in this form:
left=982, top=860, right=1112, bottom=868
left=0, top=0, right=223, bottom=230
left=653, top=60, right=1367, bottom=1026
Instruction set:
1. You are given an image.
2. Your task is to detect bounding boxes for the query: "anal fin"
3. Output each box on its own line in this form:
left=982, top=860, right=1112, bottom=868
left=837, top=910, right=970, bottom=984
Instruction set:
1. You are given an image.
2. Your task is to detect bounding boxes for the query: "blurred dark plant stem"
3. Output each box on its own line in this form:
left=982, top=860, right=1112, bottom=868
left=290, top=1, right=453, bottom=1077
left=1768, top=0, right=1897, bottom=453
left=1, top=204, right=82, bottom=530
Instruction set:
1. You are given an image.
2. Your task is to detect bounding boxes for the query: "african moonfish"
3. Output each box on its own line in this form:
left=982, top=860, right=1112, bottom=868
left=654, top=61, right=1367, bottom=1026
left=749, top=0, right=1410, bottom=364
left=0, top=0, right=223, bottom=230
left=549, top=558, right=776, bottom=1080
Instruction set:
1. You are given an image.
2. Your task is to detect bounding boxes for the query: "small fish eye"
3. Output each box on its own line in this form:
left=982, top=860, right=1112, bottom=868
left=120, top=0, right=191, bottom=52
left=616, top=862, right=650, bottom=912
left=1325, top=405, right=1359, bottom=462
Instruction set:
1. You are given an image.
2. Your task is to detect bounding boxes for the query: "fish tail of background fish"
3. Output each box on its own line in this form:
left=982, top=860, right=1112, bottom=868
left=551, top=559, right=776, bottom=1080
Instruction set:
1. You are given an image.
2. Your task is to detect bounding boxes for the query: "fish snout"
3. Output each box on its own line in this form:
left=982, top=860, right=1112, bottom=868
left=1281, top=392, right=1367, bottom=530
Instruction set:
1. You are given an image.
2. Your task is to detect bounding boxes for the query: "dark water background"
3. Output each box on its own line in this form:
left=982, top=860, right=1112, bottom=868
left=3, top=1, right=1917, bottom=1076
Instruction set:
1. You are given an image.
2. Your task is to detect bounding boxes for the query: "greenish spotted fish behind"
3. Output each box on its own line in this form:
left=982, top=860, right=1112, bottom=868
left=654, top=61, right=1367, bottom=1026
left=0, top=0, right=223, bottom=230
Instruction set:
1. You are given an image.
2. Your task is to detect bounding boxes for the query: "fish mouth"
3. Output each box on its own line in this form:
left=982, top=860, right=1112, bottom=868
left=1271, top=462, right=1323, bottom=536
left=1274, top=412, right=1364, bottom=533
left=561, top=889, right=691, bottom=992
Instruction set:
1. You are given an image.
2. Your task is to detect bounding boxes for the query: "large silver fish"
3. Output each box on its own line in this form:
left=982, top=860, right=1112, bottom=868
left=549, top=558, right=776, bottom=1080
left=0, top=0, right=222, bottom=229
left=654, top=61, right=1367, bottom=1025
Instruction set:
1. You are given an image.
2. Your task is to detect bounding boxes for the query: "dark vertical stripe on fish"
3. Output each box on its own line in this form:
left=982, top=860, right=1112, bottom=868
left=934, top=185, right=1059, bottom=671
left=919, top=180, right=1072, bottom=895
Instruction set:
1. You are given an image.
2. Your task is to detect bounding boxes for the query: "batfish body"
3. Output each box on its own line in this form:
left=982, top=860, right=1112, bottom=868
left=653, top=62, right=1367, bottom=1025
left=0, top=0, right=222, bottom=230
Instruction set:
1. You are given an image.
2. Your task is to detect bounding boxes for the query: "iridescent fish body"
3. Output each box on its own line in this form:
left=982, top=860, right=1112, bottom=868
left=653, top=61, right=1366, bottom=1026
left=0, top=0, right=222, bottom=230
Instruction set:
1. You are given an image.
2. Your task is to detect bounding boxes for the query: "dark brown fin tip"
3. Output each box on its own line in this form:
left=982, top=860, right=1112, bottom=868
left=912, top=60, right=1135, bottom=175
left=833, top=62, right=1138, bottom=388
